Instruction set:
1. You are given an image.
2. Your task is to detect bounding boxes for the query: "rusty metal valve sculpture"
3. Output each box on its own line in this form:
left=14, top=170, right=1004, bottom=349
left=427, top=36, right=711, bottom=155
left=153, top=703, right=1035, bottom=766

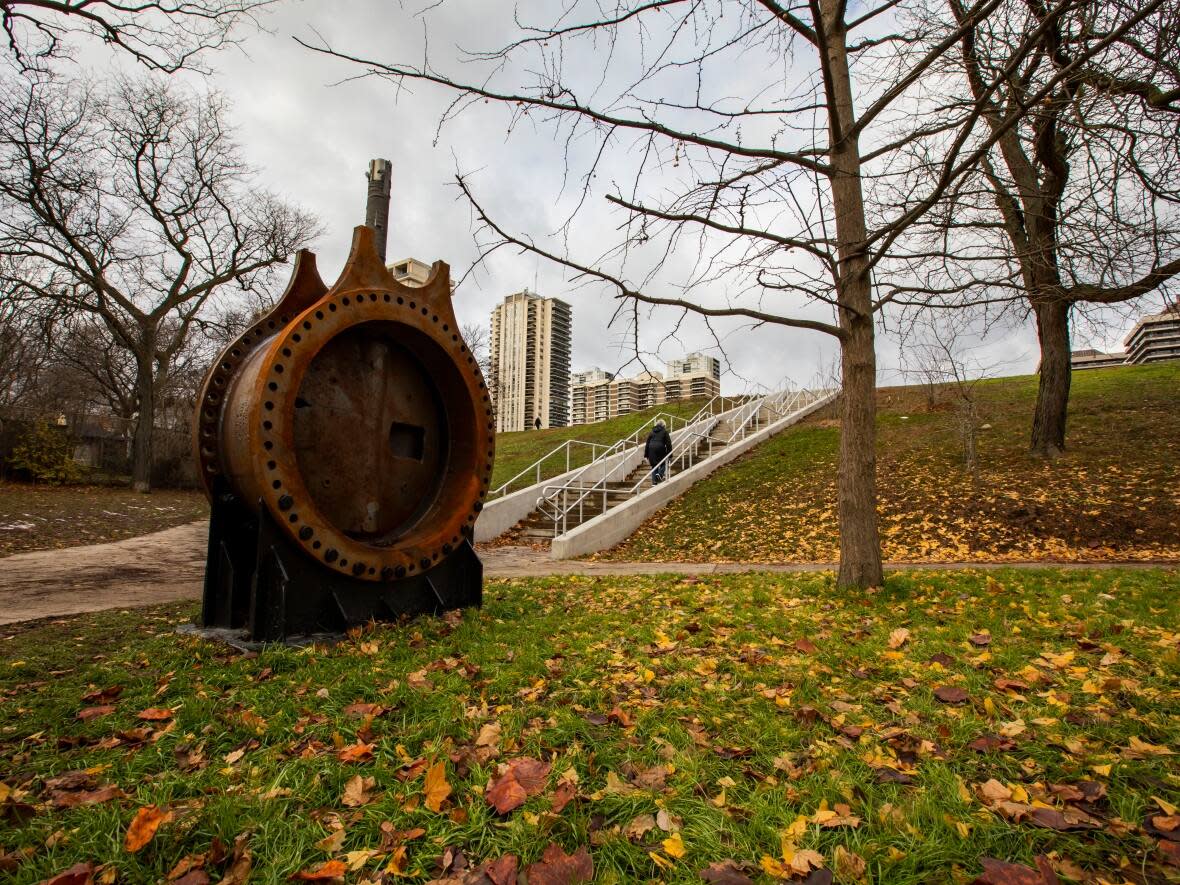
left=193, top=227, right=494, bottom=641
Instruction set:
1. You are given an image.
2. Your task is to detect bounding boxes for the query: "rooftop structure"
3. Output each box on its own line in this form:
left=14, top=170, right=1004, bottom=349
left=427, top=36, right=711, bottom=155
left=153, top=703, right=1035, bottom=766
left=1124, top=301, right=1180, bottom=365
left=1070, top=348, right=1126, bottom=370
left=570, top=354, right=721, bottom=425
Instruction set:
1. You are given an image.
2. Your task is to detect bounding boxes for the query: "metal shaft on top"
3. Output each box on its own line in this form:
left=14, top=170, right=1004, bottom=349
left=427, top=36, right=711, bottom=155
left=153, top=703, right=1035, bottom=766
left=366, top=158, right=392, bottom=261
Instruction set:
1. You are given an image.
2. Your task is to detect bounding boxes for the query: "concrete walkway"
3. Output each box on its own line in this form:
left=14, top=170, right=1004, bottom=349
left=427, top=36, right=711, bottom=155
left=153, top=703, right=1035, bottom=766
left=1, top=520, right=1175, bottom=625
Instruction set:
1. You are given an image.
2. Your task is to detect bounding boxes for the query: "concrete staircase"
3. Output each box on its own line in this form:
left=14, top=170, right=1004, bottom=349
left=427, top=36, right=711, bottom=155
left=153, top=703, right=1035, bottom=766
left=508, top=407, right=771, bottom=542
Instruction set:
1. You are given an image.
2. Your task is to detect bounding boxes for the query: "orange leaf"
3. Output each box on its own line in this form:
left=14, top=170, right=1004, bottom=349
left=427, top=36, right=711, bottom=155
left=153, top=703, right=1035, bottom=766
left=124, top=805, right=173, bottom=853
left=336, top=741, right=374, bottom=764
left=423, top=760, right=452, bottom=813
left=137, top=708, right=174, bottom=722
left=291, top=859, right=347, bottom=880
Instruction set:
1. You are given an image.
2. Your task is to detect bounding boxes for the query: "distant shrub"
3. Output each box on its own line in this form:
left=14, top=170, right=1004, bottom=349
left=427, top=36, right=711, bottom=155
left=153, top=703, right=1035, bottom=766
left=9, top=422, right=83, bottom=484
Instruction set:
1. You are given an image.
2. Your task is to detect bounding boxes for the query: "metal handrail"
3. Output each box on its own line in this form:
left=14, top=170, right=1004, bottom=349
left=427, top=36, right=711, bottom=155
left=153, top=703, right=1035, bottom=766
left=490, top=438, right=615, bottom=499
left=536, top=414, right=726, bottom=536
left=535, top=385, right=836, bottom=538
left=492, top=407, right=706, bottom=500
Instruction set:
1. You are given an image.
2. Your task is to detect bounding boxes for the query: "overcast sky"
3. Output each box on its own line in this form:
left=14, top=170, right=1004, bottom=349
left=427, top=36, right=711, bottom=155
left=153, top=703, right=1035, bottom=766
left=77, top=0, right=1164, bottom=392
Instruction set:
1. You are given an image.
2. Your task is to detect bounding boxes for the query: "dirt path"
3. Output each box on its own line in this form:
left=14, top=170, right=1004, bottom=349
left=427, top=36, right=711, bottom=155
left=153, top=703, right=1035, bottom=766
left=1, top=520, right=1175, bottom=625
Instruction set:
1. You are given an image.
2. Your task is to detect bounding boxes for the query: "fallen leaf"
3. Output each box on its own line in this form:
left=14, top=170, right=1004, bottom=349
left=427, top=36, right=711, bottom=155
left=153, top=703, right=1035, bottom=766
left=969, top=633, right=992, bottom=647
left=315, top=830, right=345, bottom=853
left=39, top=862, right=96, bottom=885
left=551, top=780, right=576, bottom=814
left=291, top=859, right=347, bottom=880
left=623, top=814, right=655, bottom=840
left=794, top=638, right=819, bottom=654
left=833, top=846, right=866, bottom=880
left=341, top=775, right=375, bottom=807
left=524, top=844, right=592, bottom=885
left=423, top=761, right=452, bottom=812
left=49, top=786, right=124, bottom=808
left=969, top=856, right=1058, bottom=884
left=934, top=686, right=969, bottom=704
left=124, top=805, right=173, bottom=853
left=1124, top=736, right=1172, bottom=758
left=336, top=741, right=374, bottom=764
left=77, top=706, right=116, bottom=721
left=136, top=708, right=174, bottom=722
left=662, top=832, right=687, bottom=858
left=699, top=859, right=755, bottom=884
left=486, top=758, right=551, bottom=815
left=888, top=628, right=910, bottom=649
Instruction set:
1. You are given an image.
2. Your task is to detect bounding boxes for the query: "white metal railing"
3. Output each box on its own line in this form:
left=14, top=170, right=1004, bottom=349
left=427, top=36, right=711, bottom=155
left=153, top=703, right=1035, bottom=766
left=531, top=385, right=836, bottom=538
left=535, top=412, right=727, bottom=537
left=491, top=398, right=740, bottom=501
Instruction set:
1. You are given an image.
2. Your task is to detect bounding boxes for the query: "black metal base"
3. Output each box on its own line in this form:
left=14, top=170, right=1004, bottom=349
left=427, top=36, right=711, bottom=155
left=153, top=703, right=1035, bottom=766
left=200, top=484, right=482, bottom=643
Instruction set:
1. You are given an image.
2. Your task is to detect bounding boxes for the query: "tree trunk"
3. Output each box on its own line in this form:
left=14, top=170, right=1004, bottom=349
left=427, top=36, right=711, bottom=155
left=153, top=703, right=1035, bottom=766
left=821, top=4, right=885, bottom=590
left=130, top=350, right=155, bottom=493
left=837, top=314, right=884, bottom=588
left=1030, top=299, right=1071, bottom=458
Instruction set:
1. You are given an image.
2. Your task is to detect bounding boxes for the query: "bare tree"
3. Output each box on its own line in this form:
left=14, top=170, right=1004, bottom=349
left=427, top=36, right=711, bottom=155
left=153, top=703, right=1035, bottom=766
left=0, top=0, right=275, bottom=72
left=305, top=0, right=1162, bottom=588
left=0, top=72, right=319, bottom=491
left=896, top=0, right=1180, bottom=457
left=901, top=314, right=1002, bottom=480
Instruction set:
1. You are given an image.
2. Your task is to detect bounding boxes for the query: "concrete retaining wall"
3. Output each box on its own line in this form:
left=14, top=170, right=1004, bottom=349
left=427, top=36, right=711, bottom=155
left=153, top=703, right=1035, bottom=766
left=474, top=409, right=731, bottom=543
left=548, top=393, right=837, bottom=559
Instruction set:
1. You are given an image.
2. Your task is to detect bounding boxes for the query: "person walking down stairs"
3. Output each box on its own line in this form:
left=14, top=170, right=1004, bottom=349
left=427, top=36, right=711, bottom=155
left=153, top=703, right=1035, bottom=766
left=644, top=421, right=673, bottom=485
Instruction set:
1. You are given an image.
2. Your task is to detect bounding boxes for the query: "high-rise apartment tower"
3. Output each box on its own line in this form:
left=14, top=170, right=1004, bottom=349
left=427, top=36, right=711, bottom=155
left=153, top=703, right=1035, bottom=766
left=489, top=290, right=572, bottom=432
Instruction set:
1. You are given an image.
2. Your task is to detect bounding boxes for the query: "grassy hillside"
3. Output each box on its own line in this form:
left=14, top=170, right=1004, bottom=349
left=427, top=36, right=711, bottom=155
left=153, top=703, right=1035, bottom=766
left=601, top=364, right=1180, bottom=563
left=490, top=400, right=707, bottom=491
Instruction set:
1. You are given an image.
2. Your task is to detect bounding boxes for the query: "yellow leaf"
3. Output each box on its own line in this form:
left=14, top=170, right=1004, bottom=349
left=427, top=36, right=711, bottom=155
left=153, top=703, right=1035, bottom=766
left=760, top=855, right=786, bottom=878
left=1155, top=796, right=1180, bottom=816
left=423, top=761, right=452, bottom=812
left=1091, top=764, right=1112, bottom=776
left=662, top=832, right=686, bottom=858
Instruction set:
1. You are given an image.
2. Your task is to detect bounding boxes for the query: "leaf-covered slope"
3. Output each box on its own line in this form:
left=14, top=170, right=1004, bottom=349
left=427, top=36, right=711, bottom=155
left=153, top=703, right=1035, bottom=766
left=601, top=364, right=1180, bottom=563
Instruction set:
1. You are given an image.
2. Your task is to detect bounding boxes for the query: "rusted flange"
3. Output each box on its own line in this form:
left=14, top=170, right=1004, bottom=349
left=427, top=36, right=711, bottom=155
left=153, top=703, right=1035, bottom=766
left=194, top=226, right=494, bottom=582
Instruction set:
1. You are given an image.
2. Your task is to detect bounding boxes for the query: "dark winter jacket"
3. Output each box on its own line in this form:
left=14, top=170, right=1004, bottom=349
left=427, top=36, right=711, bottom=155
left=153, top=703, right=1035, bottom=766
left=644, top=426, right=673, bottom=465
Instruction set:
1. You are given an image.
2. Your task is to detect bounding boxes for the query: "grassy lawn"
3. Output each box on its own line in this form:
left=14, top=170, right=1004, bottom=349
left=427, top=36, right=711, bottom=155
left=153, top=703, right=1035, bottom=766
left=0, top=484, right=209, bottom=558
left=604, top=364, right=1180, bottom=564
left=490, top=400, right=707, bottom=493
left=2, top=569, right=1177, bottom=883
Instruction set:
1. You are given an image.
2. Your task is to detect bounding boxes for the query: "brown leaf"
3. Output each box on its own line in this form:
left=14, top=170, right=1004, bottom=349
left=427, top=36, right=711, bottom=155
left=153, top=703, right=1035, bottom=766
left=423, top=760, right=452, bottom=812
left=969, top=856, right=1059, bottom=885
left=335, top=741, right=374, bottom=764
left=699, top=859, right=756, bottom=884
left=968, top=734, right=1017, bottom=753
left=219, top=834, right=253, bottom=885
left=486, top=772, right=528, bottom=816
left=794, top=637, right=819, bottom=654
left=523, top=844, right=592, bottom=885
left=483, top=854, right=520, bottom=885
left=551, top=780, right=576, bottom=814
left=136, top=708, right=174, bottom=722
left=888, top=628, right=910, bottom=649
left=172, top=873, right=210, bottom=885
left=44, top=771, right=98, bottom=792
left=77, top=706, right=116, bottom=721
left=340, top=775, right=375, bottom=807
left=291, top=859, right=347, bottom=880
left=628, top=765, right=668, bottom=791
left=623, top=813, right=656, bottom=840
left=1160, top=839, right=1180, bottom=867
left=39, top=862, right=96, bottom=885
left=50, top=786, right=124, bottom=808
left=933, top=685, right=969, bottom=704
left=486, top=758, right=551, bottom=815
left=167, top=854, right=208, bottom=881
left=969, top=633, right=992, bottom=647
left=81, top=686, right=123, bottom=704
left=1028, top=807, right=1098, bottom=832
left=342, top=703, right=384, bottom=719
left=124, top=805, right=173, bottom=853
